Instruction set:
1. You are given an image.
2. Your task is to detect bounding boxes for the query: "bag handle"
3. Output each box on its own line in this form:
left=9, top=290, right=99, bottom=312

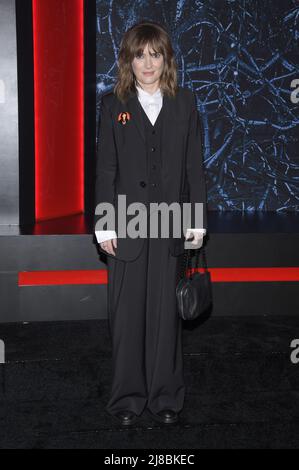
left=177, top=244, right=208, bottom=283
left=187, top=245, right=208, bottom=277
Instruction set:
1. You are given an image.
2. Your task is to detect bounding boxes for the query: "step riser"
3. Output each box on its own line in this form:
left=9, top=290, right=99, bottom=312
left=1, top=233, right=299, bottom=322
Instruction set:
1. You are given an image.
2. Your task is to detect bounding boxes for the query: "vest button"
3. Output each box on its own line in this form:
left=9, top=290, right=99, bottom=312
left=152, top=164, right=156, bottom=170
left=152, top=130, right=156, bottom=135
left=151, top=147, right=156, bottom=152
left=140, top=181, right=147, bottom=188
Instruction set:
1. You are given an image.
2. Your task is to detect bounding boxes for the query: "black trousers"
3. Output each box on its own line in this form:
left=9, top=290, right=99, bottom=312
left=105, top=234, right=185, bottom=416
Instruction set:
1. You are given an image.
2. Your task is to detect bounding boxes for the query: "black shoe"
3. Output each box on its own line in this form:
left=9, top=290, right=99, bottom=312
left=115, top=410, right=138, bottom=426
left=147, top=409, right=179, bottom=424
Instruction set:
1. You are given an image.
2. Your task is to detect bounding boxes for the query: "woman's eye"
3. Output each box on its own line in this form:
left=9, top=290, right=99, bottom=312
left=135, top=53, right=161, bottom=59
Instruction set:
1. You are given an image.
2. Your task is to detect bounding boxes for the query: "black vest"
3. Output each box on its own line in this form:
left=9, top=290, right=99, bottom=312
left=137, top=99, right=175, bottom=238
left=138, top=99, right=165, bottom=205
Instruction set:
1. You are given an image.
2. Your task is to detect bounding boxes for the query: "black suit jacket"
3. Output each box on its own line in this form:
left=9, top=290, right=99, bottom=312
left=94, top=86, right=208, bottom=262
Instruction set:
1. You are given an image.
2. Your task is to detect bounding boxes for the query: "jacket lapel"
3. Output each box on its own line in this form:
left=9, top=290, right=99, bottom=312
left=160, top=93, right=175, bottom=176
left=126, top=92, right=146, bottom=144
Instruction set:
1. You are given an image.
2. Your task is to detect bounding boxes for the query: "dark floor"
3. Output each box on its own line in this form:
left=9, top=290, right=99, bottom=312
left=0, top=315, right=299, bottom=449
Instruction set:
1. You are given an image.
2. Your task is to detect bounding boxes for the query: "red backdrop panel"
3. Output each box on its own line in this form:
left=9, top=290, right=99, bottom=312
left=32, top=0, right=84, bottom=221
left=18, top=267, right=299, bottom=286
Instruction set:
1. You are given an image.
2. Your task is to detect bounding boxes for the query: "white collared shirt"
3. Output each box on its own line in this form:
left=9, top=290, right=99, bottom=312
left=136, top=84, right=163, bottom=126
left=95, top=86, right=206, bottom=245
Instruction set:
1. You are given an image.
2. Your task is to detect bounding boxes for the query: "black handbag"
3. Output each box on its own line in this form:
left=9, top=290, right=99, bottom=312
left=176, top=246, right=213, bottom=320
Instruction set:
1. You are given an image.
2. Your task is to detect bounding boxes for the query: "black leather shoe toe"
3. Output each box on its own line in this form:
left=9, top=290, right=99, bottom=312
left=115, top=410, right=138, bottom=426
left=148, top=409, right=179, bottom=424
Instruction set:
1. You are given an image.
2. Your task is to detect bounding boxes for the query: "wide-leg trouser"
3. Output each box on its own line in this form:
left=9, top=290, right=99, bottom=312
left=105, top=235, right=185, bottom=416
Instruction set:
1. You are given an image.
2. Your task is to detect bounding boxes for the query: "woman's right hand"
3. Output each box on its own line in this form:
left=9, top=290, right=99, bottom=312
left=100, top=238, right=117, bottom=256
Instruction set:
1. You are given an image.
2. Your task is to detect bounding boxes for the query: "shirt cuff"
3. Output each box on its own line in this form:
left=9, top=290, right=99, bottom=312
left=95, top=230, right=117, bottom=244
left=186, top=228, right=206, bottom=236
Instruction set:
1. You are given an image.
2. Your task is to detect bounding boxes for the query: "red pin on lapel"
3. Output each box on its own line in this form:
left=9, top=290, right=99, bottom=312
left=117, top=111, right=131, bottom=125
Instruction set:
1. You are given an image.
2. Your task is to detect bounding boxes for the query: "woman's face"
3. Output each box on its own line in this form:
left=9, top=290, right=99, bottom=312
left=131, top=42, right=164, bottom=88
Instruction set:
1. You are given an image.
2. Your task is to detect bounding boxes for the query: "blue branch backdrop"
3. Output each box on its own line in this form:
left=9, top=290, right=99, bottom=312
left=96, top=0, right=299, bottom=211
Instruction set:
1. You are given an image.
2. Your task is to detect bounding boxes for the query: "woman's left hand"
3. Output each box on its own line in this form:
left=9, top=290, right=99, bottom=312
left=185, top=229, right=204, bottom=247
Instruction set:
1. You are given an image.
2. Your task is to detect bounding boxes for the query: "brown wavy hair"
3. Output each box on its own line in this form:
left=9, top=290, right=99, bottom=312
left=114, top=21, right=178, bottom=104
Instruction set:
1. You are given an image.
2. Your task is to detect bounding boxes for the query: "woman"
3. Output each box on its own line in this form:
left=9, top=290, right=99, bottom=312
left=94, top=20, right=208, bottom=426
